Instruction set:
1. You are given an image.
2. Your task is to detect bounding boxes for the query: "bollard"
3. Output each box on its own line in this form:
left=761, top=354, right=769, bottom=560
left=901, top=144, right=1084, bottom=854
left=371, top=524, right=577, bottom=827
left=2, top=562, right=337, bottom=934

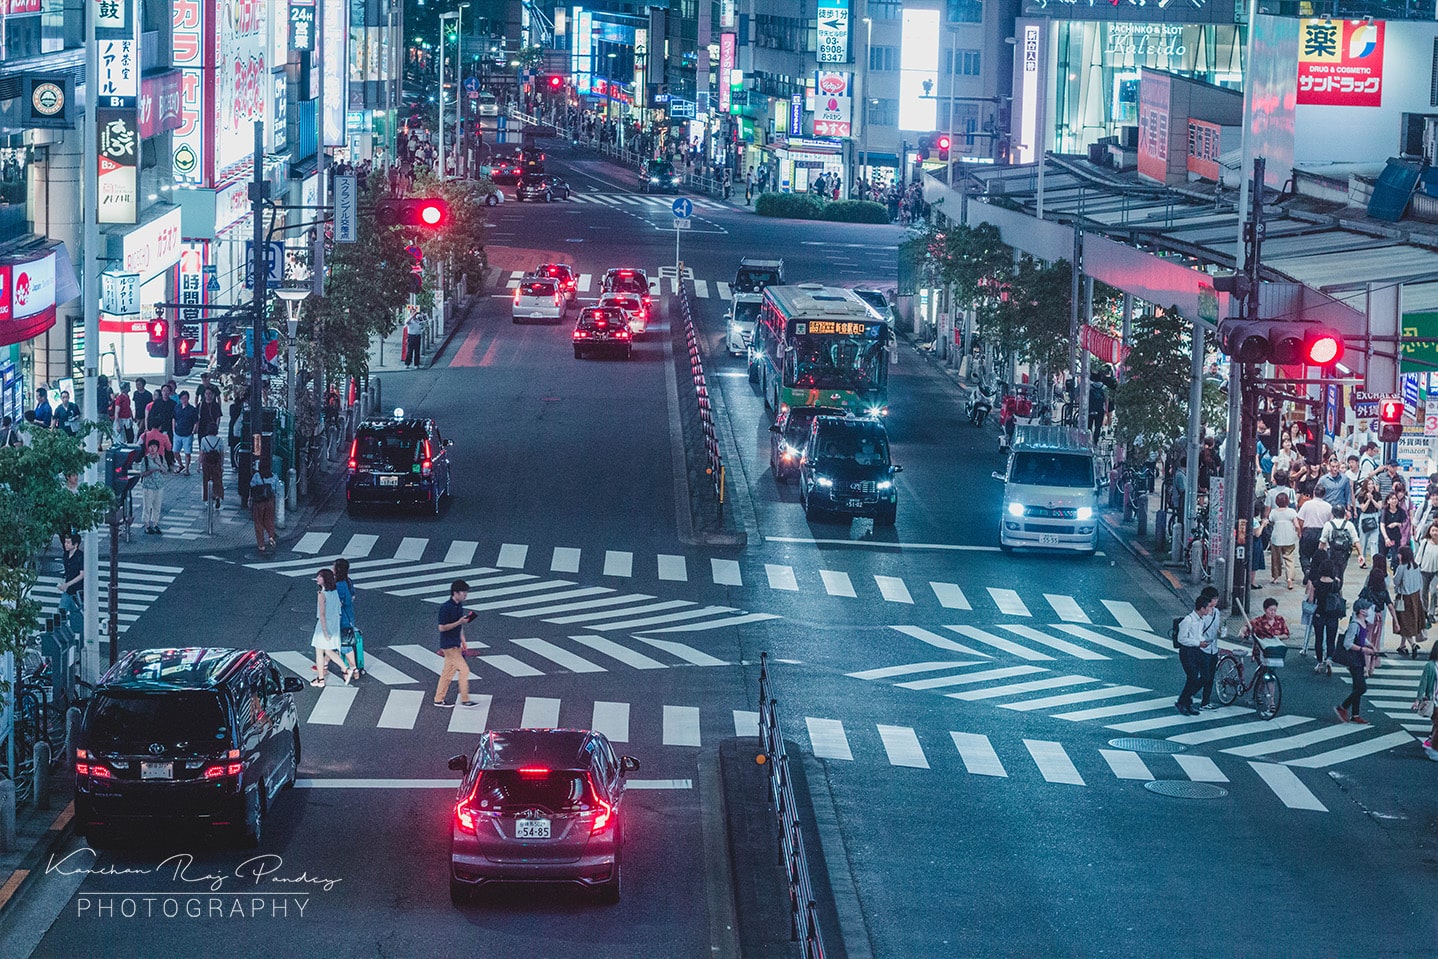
left=34, top=740, right=51, bottom=810
left=67, top=706, right=81, bottom=766
left=276, top=480, right=287, bottom=529
left=0, top=779, right=14, bottom=852
left=287, top=467, right=298, bottom=511
left=372, top=377, right=382, bottom=414
left=1136, top=496, right=1149, bottom=539
left=1155, top=509, right=1168, bottom=550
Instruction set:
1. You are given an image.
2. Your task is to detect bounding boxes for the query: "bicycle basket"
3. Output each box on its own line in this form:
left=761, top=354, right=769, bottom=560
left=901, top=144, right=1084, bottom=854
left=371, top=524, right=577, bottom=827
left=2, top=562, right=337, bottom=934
left=1261, top=643, right=1289, bottom=668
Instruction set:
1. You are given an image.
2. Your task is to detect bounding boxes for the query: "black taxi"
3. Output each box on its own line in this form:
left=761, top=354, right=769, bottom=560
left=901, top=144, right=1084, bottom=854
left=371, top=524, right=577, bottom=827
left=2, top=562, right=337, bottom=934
left=346, top=408, right=454, bottom=515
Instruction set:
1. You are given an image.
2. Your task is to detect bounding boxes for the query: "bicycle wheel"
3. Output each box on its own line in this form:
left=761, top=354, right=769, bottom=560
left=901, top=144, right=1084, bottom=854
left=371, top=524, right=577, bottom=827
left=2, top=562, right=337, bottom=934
left=1255, top=672, right=1282, bottom=719
left=1214, top=656, right=1242, bottom=705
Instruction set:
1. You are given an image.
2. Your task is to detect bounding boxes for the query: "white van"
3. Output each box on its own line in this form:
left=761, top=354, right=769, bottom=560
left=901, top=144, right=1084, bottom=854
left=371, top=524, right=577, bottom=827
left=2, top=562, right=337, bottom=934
left=993, top=426, right=1101, bottom=554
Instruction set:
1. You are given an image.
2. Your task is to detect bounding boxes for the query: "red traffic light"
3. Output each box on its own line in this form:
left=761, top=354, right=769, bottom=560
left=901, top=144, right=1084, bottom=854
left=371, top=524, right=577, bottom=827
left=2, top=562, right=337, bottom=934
left=376, top=198, right=450, bottom=228
left=548, top=76, right=563, bottom=88
left=1380, top=399, right=1404, bottom=423
left=419, top=203, right=445, bottom=226
left=1305, top=331, right=1343, bottom=367
left=937, top=135, right=951, bottom=151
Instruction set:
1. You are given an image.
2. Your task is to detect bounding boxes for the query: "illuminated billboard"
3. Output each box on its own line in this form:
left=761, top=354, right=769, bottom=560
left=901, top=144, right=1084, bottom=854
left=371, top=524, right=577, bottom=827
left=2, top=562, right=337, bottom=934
left=1297, top=18, right=1385, bottom=107
left=898, top=8, right=939, bottom=131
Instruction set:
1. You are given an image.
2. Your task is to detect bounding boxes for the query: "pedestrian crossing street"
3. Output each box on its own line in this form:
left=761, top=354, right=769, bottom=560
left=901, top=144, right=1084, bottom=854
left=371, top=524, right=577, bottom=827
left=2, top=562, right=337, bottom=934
left=855, top=640, right=1417, bottom=771
left=274, top=656, right=1335, bottom=812
left=247, top=533, right=1159, bottom=641
left=33, top=560, right=183, bottom=635
left=1339, top=658, right=1435, bottom=737
left=501, top=266, right=740, bottom=301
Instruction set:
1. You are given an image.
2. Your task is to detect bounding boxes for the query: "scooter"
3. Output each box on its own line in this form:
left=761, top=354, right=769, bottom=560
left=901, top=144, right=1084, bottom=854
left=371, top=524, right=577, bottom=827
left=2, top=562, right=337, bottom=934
left=966, top=383, right=994, bottom=427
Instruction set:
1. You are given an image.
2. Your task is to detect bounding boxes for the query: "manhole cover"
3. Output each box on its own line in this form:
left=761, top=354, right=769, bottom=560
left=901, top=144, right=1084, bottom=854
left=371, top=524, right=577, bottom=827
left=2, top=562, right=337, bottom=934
left=1145, top=780, right=1229, bottom=800
left=1108, top=737, right=1186, bottom=754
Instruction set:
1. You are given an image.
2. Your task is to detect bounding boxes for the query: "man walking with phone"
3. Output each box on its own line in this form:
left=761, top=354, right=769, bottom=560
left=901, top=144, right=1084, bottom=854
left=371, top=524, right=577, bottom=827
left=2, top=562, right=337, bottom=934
left=434, top=579, right=481, bottom=708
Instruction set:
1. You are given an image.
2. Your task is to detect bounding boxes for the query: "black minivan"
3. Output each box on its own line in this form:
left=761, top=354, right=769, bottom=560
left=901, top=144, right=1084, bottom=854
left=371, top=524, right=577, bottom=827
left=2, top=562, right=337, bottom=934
left=798, top=415, right=902, bottom=525
left=75, top=648, right=305, bottom=846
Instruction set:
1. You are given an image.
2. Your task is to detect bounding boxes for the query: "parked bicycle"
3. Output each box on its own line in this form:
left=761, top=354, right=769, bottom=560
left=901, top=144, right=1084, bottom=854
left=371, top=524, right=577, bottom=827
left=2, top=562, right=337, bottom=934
left=1214, top=635, right=1284, bottom=719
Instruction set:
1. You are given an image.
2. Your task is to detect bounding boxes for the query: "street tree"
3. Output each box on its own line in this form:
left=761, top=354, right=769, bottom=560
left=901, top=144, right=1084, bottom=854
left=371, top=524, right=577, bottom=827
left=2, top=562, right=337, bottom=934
left=1112, top=309, right=1223, bottom=455
left=0, top=427, right=110, bottom=671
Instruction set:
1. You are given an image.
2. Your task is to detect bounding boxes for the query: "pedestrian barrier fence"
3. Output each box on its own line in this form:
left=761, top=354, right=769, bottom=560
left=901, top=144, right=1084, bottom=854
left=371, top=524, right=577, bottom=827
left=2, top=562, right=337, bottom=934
left=757, top=652, right=827, bottom=959
left=678, top=279, right=726, bottom=516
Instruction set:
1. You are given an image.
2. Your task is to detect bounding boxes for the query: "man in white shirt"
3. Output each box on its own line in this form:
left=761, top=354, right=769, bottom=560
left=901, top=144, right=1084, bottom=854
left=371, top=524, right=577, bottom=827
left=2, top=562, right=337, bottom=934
left=1297, top=492, right=1334, bottom=575
left=1176, top=587, right=1222, bottom=716
left=404, top=310, right=426, bottom=368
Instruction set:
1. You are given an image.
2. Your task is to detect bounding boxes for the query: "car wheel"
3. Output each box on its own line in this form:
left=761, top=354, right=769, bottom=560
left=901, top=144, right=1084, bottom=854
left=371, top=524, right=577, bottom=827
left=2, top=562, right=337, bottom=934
left=876, top=503, right=897, bottom=527
left=239, top=788, right=263, bottom=848
left=999, top=541, right=1014, bottom=553
left=450, top=878, right=471, bottom=907
left=284, top=730, right=300, bottom=788
left=485, top=194, right=498, bottom=206
left=748, top=360, right=759, bottom=384
left=544, top=191, right=552, bottom=202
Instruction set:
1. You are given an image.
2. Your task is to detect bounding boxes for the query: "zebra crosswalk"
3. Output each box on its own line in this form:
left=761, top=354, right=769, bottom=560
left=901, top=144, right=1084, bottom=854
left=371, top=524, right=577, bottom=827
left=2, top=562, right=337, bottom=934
left=501, top=267, right=736, bottom=300
left=33, top=560, right=183, bottom=635
left=566, top=193, right=727, bottom=212
left=1339, top=658, right=1435, bottom=743
left=852, top=653, right=1417, bottom=770
left=248, top=534, right=1160, bottom=633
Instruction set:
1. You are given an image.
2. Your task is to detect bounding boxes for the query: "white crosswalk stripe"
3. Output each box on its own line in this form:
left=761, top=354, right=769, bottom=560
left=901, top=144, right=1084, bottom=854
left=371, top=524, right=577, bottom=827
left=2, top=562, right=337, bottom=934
left=1249, top=761, right=1327, bottom=811
left=876, top=725, right=929, bottom=768
left=592, top=701, right=630, bottom=742
left=292, top=532, right=331, bottom=554
left=930, top=583, right=971, bottom=610
left=997, top=625, right=1108, bottom=660
left=511, top=638, right=606, bottom=673
left=1101, top=601, right=1152, bottom=631
left=520, top=696, right=561, bottom=728
left=999, top=684, right=1149, bottom=712
left=308, top=686, right=358, bottom=725
left=896, top=665, right=1044, bottom=691
left=806, top=718, right=854, bottom=760
left=445, top=541, right=479, bottom=565
left=657, top=554, right=687, bottom=581
left=733, top=710, right=760, bottom=738
left=603, top=550, right=634, bottom=577
left=343, top=534, right=379, bottom=558
left=395, top=537, right=428, bottom=561
left=569, top=634, right=668, bottom=669
left=36, top=561, right=183, bottom=635
left=890, top=626, right=991, bottom=658
left=448, top=696, right=491, bottom=733
left=712, top=558, right=742, bottom=586
left=988, top=588, right=1031, bottom=617
left=1044, top=594, right=1089, bottom=623
left=551, top=547, right=582, bottom=573
left=945, top=625, right=1053, bottom=661
left=947, top=675, right=1099, bottom=702
left=875, top=576, right=913, bottom=604
left=1221, top=723, right=1363, bottom=758
left=847, top=661, right=982, bottom=681
left=477, top=655, right=545, bottom=677
left=378, top=690, right=425, bottom=729
left=1099, top=749, right=1153, bottom=781
left=497, top=543, right=529, bottom=568
left=766, top=564, right=798, bottom=591
left=1049, top=624, right=1164, bottom=660
left=950, top=732, right=1007, bottom=777
left=664, top=705, right=702, bottom=746
left=820, top=570, right=856, bottom=597
left=1174, top=755, right=1229, bottom=782
left=1024, top=740, right=1084, bottom=785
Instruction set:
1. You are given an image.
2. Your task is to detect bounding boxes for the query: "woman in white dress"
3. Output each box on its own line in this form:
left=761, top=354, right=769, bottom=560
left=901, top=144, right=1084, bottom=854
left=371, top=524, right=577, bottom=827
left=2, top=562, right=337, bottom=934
left=311, top=567, right=354, bottom=686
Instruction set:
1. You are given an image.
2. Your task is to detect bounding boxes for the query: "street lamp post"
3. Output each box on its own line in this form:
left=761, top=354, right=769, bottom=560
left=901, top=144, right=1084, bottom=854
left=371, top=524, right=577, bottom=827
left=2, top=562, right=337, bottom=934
left=275, top=286, right=311, bottom=507
left=456, top=3, right=470, bottom=176
left=439, top=11, right=459, bottom=180
left=860, top=17, right=873, bottom=194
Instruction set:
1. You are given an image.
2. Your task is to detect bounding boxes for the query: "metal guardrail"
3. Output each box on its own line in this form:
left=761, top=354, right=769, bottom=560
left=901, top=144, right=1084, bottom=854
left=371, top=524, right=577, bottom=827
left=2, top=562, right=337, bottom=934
left=757, top=652, right=826, bottom=959
left=677, top=281, right=725, bottom=516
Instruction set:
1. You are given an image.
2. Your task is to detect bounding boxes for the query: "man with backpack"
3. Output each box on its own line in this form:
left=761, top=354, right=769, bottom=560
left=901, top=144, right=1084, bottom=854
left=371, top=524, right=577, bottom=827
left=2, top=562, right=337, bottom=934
left=1174, top=586, right=1222, bottom=716
left=1336, top=600, right=1377, bottom=723
left=1321, top=506, right=1360, bottom=584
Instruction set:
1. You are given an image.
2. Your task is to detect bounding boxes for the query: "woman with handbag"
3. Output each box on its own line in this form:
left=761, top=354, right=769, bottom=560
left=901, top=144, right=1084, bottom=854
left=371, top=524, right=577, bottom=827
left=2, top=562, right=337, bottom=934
left=311, top=567, right=355, bottom=687
left=1417, top=523, right=1438, bottom=615
left=334, top=558, right=364, bottom=677
left=1393, top=546, right=1427, bottom=658
left=1356, top=479, right=1382, bottom=568
left=1417, top=644, right=1438, bottom=753
left=249, top=459, right=278, bottom=552
left=1306, top=554, right=1343, bottom=671
left=1358, top=556, right=1397, bottom=675
left=1380, top=491, right=1408, bottom=567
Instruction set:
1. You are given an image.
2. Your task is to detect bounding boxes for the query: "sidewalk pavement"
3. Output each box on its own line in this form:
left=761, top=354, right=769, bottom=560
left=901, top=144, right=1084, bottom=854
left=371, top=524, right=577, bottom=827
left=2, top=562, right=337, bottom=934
left=0, top=774, right=73, bottom=922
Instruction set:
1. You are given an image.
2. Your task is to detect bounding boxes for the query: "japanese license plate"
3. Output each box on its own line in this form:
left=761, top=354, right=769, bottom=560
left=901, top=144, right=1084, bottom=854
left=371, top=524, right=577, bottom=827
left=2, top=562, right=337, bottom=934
left=514, top=819, right=550, bottom=839
left=847, top=499, right=862, bottom=509
left=379, top=476, right=399, bottom=487
left=1040, top=534, right=1061, bottom=545
left=141, top=762, right=173, bottom=780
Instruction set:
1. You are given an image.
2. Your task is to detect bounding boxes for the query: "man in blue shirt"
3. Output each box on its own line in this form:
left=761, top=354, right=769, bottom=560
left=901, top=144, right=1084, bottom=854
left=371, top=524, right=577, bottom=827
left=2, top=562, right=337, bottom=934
left=433, top=579, right=480, bottom=708
left=33, top=387, right=52, bottom=429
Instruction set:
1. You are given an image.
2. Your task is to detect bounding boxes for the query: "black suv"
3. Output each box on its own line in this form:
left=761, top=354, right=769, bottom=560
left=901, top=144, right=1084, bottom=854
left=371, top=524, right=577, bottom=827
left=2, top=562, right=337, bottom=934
left=346, top=410, right=454, bottom=515
left=639, top=159, right=682, bottom=193
left=75, top=648, right=305, bottom=846
left=572, top=307, right=633, bottom=360
left=799, top=415, right=902, bottom=525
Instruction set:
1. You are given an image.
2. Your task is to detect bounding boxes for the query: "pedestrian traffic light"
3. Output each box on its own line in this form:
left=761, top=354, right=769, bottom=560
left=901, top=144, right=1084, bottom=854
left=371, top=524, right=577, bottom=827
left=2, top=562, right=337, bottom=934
left=1216, top=319, right=1345, bottom=367
left=174, top=333, right=196, bottom=376
left=375, top=198, right=450, bottom=228
left=215, top=332, right=247, bottom=373
left=105, top=444, right=143, bottom=493
left=146, top=317, right=169, bottom=358
left=937, top=134, right=951, bottom=161
left=917, top=135, right=932, bottom=161
left=1380, top=398, right=1404, bottom=443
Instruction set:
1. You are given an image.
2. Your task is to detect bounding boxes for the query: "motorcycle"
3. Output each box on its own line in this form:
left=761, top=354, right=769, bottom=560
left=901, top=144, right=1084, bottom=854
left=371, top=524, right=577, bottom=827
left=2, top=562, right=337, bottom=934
left=998, top=391, right=1033, bottom=452
left=966, top=383, right=995, bottom=427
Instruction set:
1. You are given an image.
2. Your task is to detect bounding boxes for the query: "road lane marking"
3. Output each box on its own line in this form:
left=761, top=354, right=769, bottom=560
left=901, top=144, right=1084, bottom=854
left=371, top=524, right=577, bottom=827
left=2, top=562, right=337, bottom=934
left=1220, top=723, right=1365, bottom=757
left=342, top=534, right=378, bottom=558
left=520, top=696, right=561, bottom=728
left=272, top=651, right=324, bottom=679
left=1249, top=762, right=1327, bottom=811
left=1174, top=755, right=1229, bottom=782
left=945, top=625, right=1053, bottom=661
left=592, top=606, right=736, bottom=631
left=1108, top=706, right=1257, bottom=734
left=1099, top=749, right=1153, bottom=781
left=292, top=532, right=331, bottom=554
left=664, top=705, right=702, bottom=746
left=471, top=587, right=613, bottom=612
left=512, top=638, right=606, bottom=673
left=507, top=594, right=659, bottom=617
left=569, top=635, right=668, bottom=669
left=875, top=576, right=914, bottom=604
left=307, top=686, right=358, bottom=725
left=356, top=654, right=417, bottom=686
left=733, top=710, right=760, bottom=737
left=544, top=600, right=692, bottom=624
left=711, top=558, right=742, bottom=586
left=763, top=536, right=1000, bottom=552
left=388, top=644, right=446, bottom=673
left=445, top=541, right=479, bottom=565
left=766, top=564, right=799, bottom=591
left=806, top=718, right=854, bottom=760
left=1044, top=594, right=1090, bottom=623
left=1000, top=684, right=1150, bottom=712
left=377, top=690, right=424, bottom=729
left=998, top=625, right=1109, bottom=660
left=930, top=583, right=971, bottom=610
left=1052, top=697, right=1175, bottom=722
left=694, top=279, right=709, bottom=298
left=890, top=625, right=991, bottom=658
left=1285, top=731, right=1415, bottom=768
left=820, top=570, right=856, bottom=597
left=496, top=543, right=528, bottom=568
left=394, top=537, right=428, bottom=561
left=293, top=777, right=691, bottom=789
left=447, top=694, right=491, bottom=733
left=358, top=564, right=505, bottom=589
left=604, top=550, right=634, bottom=577
left=950, top=732, right=1007, bottom=777
left=1050, top=624, right=1164, bottom=660
left=1102, top=600, right=1152, bottom=631
left=657, top=554, right=688, bottom=581
left=633, top=637, right=727, bottom=666
left=1023, top=740, right=1085, bottom=785
left=550, top=547, right=581, bottom=573
left=897, top=665, right=1045, bottom=691
left=987, top=588, right=1031, bottom=616
left=478, top=655, right=544, bottom=677
left=847, top=661, right=982, bottom=681
left=876, top=725, right=929, bottom=768
left=1104, top=626, right=1179, bottom=650
left=592, top=701, right=630, bottom=742
left=646, top=612, right=782, bottom=633
left=388, top=569, right=526, bottom=596
left=947, top=675, right=1099, bottom=701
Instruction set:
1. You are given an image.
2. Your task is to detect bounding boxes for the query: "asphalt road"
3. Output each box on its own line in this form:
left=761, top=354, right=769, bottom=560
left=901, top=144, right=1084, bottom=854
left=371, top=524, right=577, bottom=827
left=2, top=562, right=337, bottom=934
left=10, top=140, right=1438, bottom=958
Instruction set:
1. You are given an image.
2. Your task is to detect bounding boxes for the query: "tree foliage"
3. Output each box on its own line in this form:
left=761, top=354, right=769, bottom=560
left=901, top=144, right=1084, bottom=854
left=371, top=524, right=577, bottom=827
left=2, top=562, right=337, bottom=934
left=1113, top=309, right=1225, bottom=454
left=0, top=427, right=112, bottom=664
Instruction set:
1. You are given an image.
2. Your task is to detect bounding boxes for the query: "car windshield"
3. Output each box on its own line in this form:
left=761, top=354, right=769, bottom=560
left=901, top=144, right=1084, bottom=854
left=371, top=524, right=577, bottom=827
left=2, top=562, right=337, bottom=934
left=649, top=162, right=676, bottom=177
left=734, top=269, right=781, bottom=293
left=787, top=408, right=843, bottom=442
left=608, top=277, right=646, bottom=295
left=471, top=770, right=593, bottom=812
left=1010, top=452, right=1094, bottom=488
left=88, top=691, right=230, bottom=751
left=812, top=423, right=888, bottom=465
left=356, top=429, right=424, bottom=470
left=731, top=301, right=761, bottom=326
left=789, top=333, right=885, bottom=393
left=520, top=281, right=557, bottom=296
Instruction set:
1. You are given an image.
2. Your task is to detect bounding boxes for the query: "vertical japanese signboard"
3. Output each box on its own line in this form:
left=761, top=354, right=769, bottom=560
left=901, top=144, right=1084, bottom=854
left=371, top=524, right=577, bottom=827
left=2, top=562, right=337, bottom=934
left=816, top=0, right=848, bottom=63
left=288, top=0, right=314, bottom=51
left=214, top=0, right=267, bottom=180
left=334, top=174, right=357, bottom=242
left=1297, top=18, right=1385, bottom=107
left=322, top=0, right=348, bottom=146
left=95, top=0, right=139, bottom=223
left=718, top=33, right=737, bottom=114
left=790, top=95, right=804, bottom=138
left=172, top=0, right=207, bottom=183
left=176, top=247, right=204, bottom=344
left=813, top=71, right=852, bottom=138
left=1136, top=70, right=1171, bottom=183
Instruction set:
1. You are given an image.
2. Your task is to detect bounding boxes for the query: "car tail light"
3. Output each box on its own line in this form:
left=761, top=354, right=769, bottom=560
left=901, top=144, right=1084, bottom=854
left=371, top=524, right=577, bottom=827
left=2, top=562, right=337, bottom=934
left=347, top=439, right=357, bottom=471
left=204, top=762, right=243, bottom=779
left=77, top=762, right=112, bottom=778
left=617, top=329, right=630, bottom=339
left=573, top=330, right=588, bottom=339
left=455, top=800, right=478, bottom=834
left=587, top=776, right=615, bottom=834
left=421, top=440, right=434, bottom=477
left=555, top=295, right=563, bottom=307
left=513, top=289, right=522, bottom=304
left=517, top=766, right=549, bottom=778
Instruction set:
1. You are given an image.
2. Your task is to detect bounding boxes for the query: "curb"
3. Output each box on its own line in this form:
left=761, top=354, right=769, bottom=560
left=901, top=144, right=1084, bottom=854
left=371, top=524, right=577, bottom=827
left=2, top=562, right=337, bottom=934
left=801, top=752, right=873, bottom=959
left=1099, top=514, right=1185, bottom=595
left=697, top=748, right=741, bottom=959
left=0, top=801, right=75, bottom=918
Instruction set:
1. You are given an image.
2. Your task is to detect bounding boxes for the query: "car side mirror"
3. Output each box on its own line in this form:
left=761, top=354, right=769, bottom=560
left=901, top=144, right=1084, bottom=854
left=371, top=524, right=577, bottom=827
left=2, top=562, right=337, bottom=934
left=447, top=754, right=469, bottom=774
left=769, top=424, right=781, bottom=434
left=620, top=756, right=641, bottom=776
left=283, top=677, right=305, bottom=693
left=992, top=471, right=1005, bottom=481
left=444, top=438, right=454, bottom=447
left=890, top=464, right=903, bottom=474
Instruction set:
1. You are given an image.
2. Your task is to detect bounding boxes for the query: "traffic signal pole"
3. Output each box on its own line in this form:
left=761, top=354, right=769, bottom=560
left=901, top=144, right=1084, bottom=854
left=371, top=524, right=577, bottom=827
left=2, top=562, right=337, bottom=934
left=1229, top=157, right=1266, bottom=617
left=250, top=121, right=271, bottom=468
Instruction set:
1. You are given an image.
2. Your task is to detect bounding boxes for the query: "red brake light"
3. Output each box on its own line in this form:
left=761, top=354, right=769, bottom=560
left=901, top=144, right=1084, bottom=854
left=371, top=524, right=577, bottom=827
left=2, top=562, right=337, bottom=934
left=347, top=438, right=357, bottom=471
left=204, top=765, right=227, bottom=779
left=587, top=775, right=615, bottom=833
left=89, top=764, right=112, bottom=779
left=75, top=763, right=89, bottom=776
left=517, top=766, right=549, bottom=778
left=421, top=440, right=433, bottom=475
left=619, top=270, right=634, bottom=276
left=513, top=289, right=522, bottom=303
left=227, top=762, right=243, bottom=776
left=455, top=801, right=477, bottom=834
left=573, top=330, right=588, bottom=338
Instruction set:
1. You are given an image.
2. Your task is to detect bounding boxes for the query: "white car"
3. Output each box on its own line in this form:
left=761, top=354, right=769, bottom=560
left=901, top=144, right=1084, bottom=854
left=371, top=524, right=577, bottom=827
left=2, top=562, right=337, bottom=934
left=512, top=276, right=565, bottom=323
left=598, top=292, right=649, bottom=338
left=727, top=293, right=762, bottom=355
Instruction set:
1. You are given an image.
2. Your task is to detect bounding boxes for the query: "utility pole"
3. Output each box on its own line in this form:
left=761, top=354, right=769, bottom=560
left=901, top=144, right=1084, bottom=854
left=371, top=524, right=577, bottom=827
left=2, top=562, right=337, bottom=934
left=249, top=122, right=271, bottom=473
left=81, top=0, right=100, bottom=681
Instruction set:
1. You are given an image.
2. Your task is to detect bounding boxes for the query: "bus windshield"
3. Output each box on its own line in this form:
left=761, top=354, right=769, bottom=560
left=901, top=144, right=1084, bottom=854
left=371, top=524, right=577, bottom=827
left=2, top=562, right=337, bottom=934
left=789, top=334, right=886, bottom=393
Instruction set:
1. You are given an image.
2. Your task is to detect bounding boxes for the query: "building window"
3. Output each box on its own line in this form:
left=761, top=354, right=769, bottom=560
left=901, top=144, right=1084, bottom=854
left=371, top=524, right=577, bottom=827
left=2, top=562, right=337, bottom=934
left=869, top=45, right=899, bottom=71
left=946, top=0, right=983, bottom=23
left=867, top=98, right=898, bottom=127
left=946, top=48, right=981, bottom=75
left=868, top=0, right=902, bottom=20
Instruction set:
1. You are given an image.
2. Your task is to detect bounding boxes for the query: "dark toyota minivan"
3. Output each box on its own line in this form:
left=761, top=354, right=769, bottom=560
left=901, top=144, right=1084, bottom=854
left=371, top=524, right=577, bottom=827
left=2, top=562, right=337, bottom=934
left=75, top=648, right=305, bottom=846
left=798, top=415, right=902, bottom=525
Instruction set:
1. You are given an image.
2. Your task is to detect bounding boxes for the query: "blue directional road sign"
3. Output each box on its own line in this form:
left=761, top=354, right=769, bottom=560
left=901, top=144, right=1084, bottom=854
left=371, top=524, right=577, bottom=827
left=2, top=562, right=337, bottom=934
left=672, top=197, right=693, bottom=219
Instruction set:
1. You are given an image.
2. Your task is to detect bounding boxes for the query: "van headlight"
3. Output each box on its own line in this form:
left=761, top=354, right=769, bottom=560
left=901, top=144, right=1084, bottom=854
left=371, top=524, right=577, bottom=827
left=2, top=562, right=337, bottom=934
left=1007, top=502, right=1025, bottom=517
left=876, top=480, right=892, bottom=490
left=866, top=405, right=888, bottom=417
left=814, top=476, right=833, bottom=488
left=1076, top=507, right=1093, bottom=520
